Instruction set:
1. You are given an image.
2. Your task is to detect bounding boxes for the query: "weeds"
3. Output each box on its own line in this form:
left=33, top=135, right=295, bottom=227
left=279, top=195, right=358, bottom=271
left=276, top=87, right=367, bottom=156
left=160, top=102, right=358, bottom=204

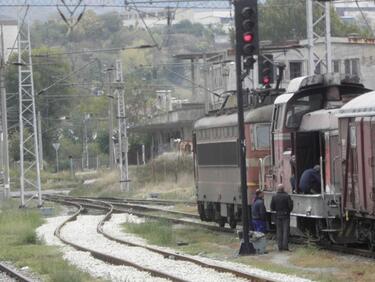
left=124, top=220, right=175, bottom=246
left=0, top=200, right=99, bottom=282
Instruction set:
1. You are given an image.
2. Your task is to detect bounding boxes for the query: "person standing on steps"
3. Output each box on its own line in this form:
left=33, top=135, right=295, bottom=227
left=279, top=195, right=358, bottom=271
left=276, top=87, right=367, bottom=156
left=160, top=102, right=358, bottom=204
left=270, top=184, right=293, bottom=251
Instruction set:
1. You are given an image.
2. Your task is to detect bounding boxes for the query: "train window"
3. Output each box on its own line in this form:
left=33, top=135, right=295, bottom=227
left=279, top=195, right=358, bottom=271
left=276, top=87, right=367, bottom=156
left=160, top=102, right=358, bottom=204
left=254, top=123, right=271, bottom=150
left=286, top=95, right=322, bottom=129
left=197, top=142, right=238, bottom=166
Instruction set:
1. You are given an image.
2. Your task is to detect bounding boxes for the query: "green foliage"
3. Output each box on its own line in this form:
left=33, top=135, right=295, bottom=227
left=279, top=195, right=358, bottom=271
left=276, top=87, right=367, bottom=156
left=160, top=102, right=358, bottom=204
left=259, top=0, right=366, bottom=42
left=124, top=220, right=174, bottom=246
left=0, top=200, right=98, bottom=282
left=135, top=153, right=193, bottom=184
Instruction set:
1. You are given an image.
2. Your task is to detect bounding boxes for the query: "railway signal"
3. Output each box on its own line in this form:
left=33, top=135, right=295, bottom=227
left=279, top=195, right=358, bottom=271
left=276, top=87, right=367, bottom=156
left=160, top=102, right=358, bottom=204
left=258, top=54, right=274, bottom=88
left=234, top=0, right=258, bottom=255
left=235, top=0, right=259, bottom=60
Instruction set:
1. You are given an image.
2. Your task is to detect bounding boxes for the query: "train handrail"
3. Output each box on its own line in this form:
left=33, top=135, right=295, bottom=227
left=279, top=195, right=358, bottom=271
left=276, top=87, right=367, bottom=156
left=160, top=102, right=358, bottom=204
left=320, top=156, right=325, bottom=200
left=259, top=155, right=271, bottom=191
left=332, top=155, right=340, bottom=204
left=258, top=158, right=264, bottom=191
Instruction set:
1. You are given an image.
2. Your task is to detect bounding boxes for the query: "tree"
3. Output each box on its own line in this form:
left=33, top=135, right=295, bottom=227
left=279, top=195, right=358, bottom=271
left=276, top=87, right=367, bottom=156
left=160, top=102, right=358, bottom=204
left=259, top=0, right=365, bottom=43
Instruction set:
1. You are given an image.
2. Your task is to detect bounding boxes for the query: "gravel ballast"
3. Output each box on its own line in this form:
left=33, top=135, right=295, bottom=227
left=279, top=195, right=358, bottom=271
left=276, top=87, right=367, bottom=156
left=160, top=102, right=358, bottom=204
left=62, top=215, right=247, bottom=282
left=37, top=213, right=312, bottom=282
left=36, top=216, right=166, bottom=282
left=104, top=213, right=313, bottom=282
left=0, top=271, right=16, bottom=282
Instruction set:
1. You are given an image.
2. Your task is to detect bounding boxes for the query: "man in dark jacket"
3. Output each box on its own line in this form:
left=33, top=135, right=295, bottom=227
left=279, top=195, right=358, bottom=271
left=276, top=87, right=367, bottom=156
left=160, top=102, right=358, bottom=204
left=271, top=184, right=293, bottom=251
left=251, top=189, right=267, bottom=233
left=299, top=165, right=321, bottom=194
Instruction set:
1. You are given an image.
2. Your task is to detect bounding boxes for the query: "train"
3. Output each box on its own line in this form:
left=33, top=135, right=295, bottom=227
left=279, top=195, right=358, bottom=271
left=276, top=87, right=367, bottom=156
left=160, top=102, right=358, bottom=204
left=193, top=73, right=375, bottom=248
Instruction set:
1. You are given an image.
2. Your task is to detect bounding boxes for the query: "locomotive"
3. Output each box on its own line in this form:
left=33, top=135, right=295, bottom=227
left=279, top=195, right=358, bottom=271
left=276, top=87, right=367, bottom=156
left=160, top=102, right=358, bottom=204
left=193, top=74, right=375, bottom=248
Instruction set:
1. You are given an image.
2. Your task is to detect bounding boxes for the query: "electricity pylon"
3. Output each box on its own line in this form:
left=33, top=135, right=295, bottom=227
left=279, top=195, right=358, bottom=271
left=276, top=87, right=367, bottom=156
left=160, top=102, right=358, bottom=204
left=17, top=20, right=42, bottom=207
left=114, top=59, right=129, bottom=192
left=306, top=0, right=332, bottom=75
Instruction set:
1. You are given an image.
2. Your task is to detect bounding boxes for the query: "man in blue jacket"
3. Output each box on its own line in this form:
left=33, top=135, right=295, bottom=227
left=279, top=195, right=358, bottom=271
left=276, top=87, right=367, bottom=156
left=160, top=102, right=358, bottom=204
left=251, top=189, right=267, bottom=233
left=299, top=165, right=321, bottom=194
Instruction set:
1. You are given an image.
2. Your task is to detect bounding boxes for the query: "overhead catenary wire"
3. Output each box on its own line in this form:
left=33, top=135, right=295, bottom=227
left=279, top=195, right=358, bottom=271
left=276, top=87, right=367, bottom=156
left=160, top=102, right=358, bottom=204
left=5, top=5, right=30, bottom=65
left=354, top=0, right=375, bottom=37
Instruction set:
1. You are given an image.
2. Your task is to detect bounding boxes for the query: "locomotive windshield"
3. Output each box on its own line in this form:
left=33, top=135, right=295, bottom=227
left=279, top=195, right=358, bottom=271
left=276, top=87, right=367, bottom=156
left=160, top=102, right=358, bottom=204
left=285, top=94, right=323, bottom=129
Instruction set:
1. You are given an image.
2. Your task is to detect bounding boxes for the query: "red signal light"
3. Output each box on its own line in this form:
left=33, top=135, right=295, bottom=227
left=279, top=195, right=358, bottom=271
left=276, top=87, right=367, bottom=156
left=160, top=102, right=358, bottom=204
left=243, top=33, right=253, bottom=43
left=262, top=76, right=271, bottom=85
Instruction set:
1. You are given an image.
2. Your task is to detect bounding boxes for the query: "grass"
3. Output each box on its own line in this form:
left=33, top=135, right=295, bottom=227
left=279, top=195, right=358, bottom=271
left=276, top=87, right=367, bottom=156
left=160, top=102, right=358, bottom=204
left=0, top=200, right=102, bottom=282
left=69, top=153, right=196, bottom=201
left=122, top=217, right=375, bottom=282
left=125, top=220, right=174, bottom=246
left=9, top=167, right=81, bottom=191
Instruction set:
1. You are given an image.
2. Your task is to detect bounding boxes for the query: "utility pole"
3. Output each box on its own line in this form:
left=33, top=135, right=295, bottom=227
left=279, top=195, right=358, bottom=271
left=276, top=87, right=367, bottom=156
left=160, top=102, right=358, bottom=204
left=0, top=24, right=10, bottom=200
left=106, top=67, right=115, bottom=168
left=190, top=58, right=196, bottom=101
left=83, top=113, right=89, bottom=169
left=234, top=0, right=258, bottom=255
left=37, top=111, right=44, bottom=170
left=18, top=21, right=42, bottom=207
left=52, top=143, right=60, bottom=172
left=202, top=53, right=210, bottom=114
left=306, top=0, right=332, bottom=75
left=114, top=59, right=129, bottom=192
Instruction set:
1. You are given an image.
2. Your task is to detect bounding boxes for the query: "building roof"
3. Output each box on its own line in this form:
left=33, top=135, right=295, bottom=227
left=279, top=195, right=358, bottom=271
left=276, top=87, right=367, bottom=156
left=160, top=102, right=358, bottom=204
left=0, top=15, right=17, bottom=25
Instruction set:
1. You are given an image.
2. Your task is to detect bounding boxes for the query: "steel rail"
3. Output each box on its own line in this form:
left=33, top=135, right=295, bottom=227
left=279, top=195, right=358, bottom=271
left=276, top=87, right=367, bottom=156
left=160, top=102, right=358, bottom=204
left=0, top=262, right=34, bottom=282
left=76, top=195, right=196, bottom=206
left=47, top=195, right=375, bottom=260
left=53, top=200, right=187, bottom=282
left=48, top=195, right=200, bottom=219
left=97, top=201, right=271, bottom=282
left=46, top=195, right=234, bottom=234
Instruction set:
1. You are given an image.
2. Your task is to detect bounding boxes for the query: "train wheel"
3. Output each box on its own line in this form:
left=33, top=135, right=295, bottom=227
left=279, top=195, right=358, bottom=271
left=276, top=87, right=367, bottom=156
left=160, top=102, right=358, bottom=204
left=228, top=216, right=237, bottom=229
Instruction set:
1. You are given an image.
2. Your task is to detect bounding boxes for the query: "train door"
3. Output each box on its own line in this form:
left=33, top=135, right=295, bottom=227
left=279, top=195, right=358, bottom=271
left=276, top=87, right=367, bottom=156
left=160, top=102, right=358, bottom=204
left=340, top=119, right=359, bottom=212
left=293, top=131, right=324, bottom=193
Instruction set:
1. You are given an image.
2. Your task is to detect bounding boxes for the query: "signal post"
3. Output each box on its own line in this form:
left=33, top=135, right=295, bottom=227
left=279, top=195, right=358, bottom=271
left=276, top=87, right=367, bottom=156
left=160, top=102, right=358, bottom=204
left=234, top=0, right=258, bottom=255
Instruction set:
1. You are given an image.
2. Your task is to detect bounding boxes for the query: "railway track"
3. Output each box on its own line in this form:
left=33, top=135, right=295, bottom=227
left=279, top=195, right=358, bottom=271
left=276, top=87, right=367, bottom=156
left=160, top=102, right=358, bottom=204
left=52, top=197, right=271, bottom=282
left=45, top=195, right=232, bottom=233
left=45, top=195, right=375, bottom=261
left=93, top=196, right=196, bottom=207
left=0, top=262, right=34, bottom=282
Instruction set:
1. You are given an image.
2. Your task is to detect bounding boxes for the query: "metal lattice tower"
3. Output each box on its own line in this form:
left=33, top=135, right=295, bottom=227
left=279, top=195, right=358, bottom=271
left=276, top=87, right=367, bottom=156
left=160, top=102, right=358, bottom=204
left=306, top=0, right=332, bottom=75
left=114, top=59, right=129, bottom=192
left=18, top=20, right=42, bottom=207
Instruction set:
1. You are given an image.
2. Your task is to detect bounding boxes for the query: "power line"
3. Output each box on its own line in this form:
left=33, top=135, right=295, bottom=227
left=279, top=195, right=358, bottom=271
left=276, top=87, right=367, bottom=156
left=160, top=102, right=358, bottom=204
left=32, top=44, right=156, bottom=57
left=6, top=5, right=30, bottom=65
left=354, top=0, right=375, bottom=37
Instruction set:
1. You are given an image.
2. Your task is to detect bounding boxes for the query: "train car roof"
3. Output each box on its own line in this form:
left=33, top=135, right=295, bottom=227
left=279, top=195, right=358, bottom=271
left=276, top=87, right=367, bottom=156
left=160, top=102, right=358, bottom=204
left=337, top=91, right=375, bottom=118
left=244, top=104, right=274, bottom=124
left=194, top=104, right=273, bottom=130
left=194, top=111, right=237, bottom=129
left=299, top=109, right=339, bottom=132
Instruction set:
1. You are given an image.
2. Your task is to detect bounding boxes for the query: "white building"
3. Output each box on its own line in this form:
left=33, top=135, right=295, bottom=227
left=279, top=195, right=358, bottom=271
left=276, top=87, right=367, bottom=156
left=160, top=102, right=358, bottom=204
left=188, top=37, right=375, bottom=111
left=269, top=37, right=375, bottom=90
left=0, top=16, right=17, bottom=62
left=174, top=9, right=232, bottom=31
left=334, top=1, right=375, bottom=28
left=122, top=8, right=232, bottom=32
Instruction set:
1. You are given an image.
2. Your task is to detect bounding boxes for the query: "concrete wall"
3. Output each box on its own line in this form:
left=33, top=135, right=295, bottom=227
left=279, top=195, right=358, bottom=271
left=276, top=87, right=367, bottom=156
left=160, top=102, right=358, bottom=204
left=270, top=38, right=375, bottom=90
left=0, top=22, right=17, bottom=62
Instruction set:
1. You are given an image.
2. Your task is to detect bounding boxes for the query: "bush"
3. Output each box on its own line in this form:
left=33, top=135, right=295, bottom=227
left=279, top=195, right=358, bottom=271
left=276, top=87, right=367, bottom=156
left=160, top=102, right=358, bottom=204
left=135, top=153, right=193, bottom=184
